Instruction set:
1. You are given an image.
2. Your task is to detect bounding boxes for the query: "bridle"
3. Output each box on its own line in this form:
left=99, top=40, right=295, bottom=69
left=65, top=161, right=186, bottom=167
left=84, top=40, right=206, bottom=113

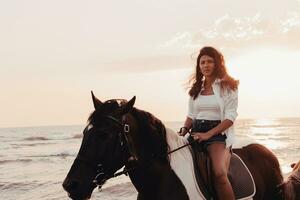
left=74, top=113, right=132, bottom=189
left=75, top=111, right=194, bottom=190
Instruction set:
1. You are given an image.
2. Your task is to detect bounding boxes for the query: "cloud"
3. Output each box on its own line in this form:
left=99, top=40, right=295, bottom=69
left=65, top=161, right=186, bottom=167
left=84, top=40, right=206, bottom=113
left=158, top=12, right=300, bottom=55
left=99, top=12, right=300, bottom=73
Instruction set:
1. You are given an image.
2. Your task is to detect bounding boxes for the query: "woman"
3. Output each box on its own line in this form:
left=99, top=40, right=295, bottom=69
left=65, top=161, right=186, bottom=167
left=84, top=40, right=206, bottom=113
left=179, top=46, right=239, bottom=200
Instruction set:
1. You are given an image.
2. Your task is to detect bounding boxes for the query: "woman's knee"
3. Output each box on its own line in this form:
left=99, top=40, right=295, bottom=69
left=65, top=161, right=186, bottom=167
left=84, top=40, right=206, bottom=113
left=212, top=169, right=228, bottom=185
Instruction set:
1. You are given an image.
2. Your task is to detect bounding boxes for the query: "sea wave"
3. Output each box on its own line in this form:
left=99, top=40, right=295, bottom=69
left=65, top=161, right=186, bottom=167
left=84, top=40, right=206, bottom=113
left=26, top=152, right=76, bottom=158
left=0, top=181, right=45, bottom=190
left=16, top=142, right=53, bottom=147
left=72, top=134, right=82, bottom=139
left=250, top=124, right=300, bottom=128
left=22, top=134, right=83, bottom=141
left=50, top=152, right=75, bottom=158
left=24, top=136, right=49, bottom=141
left=0, top=159, right=33, bottom=165
left=98, top=182, right=137, bottom=199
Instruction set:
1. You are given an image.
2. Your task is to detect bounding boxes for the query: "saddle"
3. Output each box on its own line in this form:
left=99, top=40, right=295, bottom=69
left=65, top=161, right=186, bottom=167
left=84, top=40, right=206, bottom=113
left=190, top=148, right=256, bottom=200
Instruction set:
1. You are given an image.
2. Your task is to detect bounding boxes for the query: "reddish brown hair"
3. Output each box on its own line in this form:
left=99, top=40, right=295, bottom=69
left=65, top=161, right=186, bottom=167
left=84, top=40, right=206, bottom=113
left=188, top=46, right=239, bottom=99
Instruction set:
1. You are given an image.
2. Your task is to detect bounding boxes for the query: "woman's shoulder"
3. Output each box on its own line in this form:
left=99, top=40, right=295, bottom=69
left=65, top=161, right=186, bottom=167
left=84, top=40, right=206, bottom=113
left=218, top=77, right=239, bottom=94
left=223, top=87, right=238, bottom=100
left=218, top=83, right=238, bottom=98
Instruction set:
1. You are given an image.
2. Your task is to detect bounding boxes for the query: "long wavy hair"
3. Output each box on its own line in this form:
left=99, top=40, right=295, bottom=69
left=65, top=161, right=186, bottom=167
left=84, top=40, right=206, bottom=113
left=188, top=46, right=239, bottom=99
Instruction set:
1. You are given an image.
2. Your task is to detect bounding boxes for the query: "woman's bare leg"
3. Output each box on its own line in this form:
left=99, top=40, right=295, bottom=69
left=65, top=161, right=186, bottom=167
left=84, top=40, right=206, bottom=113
left=207, top=143, right=234, bottom=200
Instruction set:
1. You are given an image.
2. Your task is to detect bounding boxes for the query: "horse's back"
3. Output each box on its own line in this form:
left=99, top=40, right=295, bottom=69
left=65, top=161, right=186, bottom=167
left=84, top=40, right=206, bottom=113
left=233, top=143, right=284, bottom=200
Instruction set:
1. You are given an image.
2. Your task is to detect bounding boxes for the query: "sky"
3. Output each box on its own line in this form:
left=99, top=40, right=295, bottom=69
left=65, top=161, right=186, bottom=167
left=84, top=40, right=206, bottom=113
left=1, top=0, right=300, bottom=128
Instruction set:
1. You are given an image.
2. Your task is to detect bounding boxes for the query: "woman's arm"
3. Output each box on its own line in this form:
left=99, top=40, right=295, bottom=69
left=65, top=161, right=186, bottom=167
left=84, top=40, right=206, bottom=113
left=206, top=119, right=233, bottom=137
left=192, top=119, right=233, bottom=141
left=209, top=88, right=238, bottom=136
left=179, top=117, right=193, bottom=136
left=180, top=96, right=195, bottom=136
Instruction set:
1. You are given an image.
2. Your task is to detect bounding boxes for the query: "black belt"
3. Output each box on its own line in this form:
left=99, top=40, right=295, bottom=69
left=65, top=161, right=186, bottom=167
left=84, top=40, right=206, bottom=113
left=192, top=119, right=221, bottom=132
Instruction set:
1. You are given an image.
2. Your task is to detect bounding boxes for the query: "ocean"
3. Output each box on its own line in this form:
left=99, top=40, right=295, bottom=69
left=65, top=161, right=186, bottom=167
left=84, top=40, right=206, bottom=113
left=1, top=118, right=299, bottom=199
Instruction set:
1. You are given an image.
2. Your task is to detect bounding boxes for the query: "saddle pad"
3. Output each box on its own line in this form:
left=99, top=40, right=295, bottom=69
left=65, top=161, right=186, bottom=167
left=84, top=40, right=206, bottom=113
left=191, top=150, right=256, bottom=200
left=228, top=153, right=256, bottom=200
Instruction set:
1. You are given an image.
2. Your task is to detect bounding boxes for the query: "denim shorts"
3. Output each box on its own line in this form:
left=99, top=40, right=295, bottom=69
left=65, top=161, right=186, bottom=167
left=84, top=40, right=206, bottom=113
left=187, top=119, right=226, bottom=152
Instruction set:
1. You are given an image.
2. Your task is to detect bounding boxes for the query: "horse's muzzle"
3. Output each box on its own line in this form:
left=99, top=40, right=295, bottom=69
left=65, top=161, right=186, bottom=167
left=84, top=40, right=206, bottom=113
left=63, top=178, right=91, bottom=200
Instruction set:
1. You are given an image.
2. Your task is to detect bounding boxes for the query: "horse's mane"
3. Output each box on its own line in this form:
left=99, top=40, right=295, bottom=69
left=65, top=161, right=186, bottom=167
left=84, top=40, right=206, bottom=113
left=130, top=107, right=169, bottom=163
left=86, top=100, right=169, bottom=163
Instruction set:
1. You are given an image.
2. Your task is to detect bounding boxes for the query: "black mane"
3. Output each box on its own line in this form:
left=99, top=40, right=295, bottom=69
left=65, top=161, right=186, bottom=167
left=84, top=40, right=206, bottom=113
left=131, top=108, right=169, bottom=163
left=86, top=99, right=169, bottom=163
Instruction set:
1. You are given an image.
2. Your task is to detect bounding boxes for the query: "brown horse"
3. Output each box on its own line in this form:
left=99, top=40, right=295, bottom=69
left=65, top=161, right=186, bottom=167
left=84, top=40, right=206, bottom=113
left=280, top=161, right=300, bottom=200
left=63, top=94, right=285, bottom=200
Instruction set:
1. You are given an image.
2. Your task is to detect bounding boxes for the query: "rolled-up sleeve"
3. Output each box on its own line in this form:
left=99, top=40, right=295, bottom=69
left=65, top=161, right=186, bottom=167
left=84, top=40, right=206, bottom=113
left=224, top=89, right=238, bottom=122
left=187, top=96, right=196, bottom=120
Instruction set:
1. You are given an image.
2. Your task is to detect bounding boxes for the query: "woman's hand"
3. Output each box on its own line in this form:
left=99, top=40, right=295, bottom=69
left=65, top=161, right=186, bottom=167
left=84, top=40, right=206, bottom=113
left=192, top=132, right=213, bottom=142
left=178, top=127, right=189, bottom=136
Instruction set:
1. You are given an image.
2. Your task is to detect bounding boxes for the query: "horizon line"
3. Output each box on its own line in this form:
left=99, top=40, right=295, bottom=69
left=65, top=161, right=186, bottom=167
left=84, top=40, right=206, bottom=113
left=1, top=116, right=300, bottom=129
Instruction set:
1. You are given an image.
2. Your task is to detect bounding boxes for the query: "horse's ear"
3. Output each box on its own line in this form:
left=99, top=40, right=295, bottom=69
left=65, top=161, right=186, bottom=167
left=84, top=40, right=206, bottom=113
left=91, top=91, right=103, bottom=110
left=120, top=96, right=136, bottom=115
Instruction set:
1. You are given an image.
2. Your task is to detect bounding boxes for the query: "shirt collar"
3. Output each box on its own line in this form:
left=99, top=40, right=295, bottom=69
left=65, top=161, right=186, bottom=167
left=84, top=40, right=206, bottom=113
left=200, top=77, right=221, bottom=92
left=214, top=78, right=221, bottom=84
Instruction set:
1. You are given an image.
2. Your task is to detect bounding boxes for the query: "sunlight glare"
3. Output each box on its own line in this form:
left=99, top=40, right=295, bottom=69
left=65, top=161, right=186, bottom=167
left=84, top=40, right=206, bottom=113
left=227, top=48, right=300, bottom=119
left=228, top=48, right=300, bottom=98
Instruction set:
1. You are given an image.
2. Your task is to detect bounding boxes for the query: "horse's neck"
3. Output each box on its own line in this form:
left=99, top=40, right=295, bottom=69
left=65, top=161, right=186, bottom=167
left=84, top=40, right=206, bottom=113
left=128, top=128, right=191, bottom=199
left=129, top=126, right=203, bottom=200
left=128, top=160, right=179, bottom=199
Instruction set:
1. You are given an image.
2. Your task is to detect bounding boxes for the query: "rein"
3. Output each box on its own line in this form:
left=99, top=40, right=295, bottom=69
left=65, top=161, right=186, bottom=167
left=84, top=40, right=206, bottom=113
left=108, top=133, right=196, bottom=177
left=92, top=114, right=196, bottom=189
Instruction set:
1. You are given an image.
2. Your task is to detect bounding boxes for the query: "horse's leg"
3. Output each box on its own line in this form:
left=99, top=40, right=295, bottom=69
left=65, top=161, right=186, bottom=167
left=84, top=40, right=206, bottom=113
left=233, top=144, right=284, bottom=200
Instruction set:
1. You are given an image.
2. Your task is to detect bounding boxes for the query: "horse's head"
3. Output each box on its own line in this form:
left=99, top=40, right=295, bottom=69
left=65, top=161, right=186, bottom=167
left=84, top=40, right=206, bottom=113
left=62, top=91, right=136, bottom=200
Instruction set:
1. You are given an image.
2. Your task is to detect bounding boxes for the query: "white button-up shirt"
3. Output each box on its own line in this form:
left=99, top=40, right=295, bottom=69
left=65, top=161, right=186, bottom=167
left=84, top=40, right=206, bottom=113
left=187, top=78, right=238, bottom=148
